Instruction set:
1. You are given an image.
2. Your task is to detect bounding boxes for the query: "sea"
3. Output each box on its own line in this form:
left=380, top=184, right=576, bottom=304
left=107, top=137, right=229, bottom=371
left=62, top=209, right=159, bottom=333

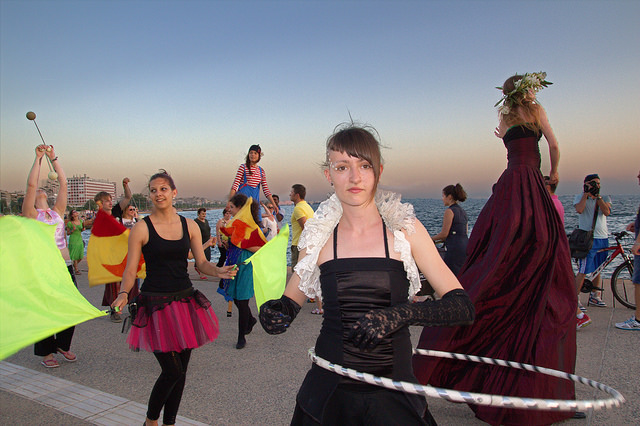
left=80, top=194, right=638, bottom=274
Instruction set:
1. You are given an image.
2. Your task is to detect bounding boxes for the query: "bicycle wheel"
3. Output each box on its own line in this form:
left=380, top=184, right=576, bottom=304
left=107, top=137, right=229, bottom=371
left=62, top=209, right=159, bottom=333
left=610, top=261, right=635, bottom=309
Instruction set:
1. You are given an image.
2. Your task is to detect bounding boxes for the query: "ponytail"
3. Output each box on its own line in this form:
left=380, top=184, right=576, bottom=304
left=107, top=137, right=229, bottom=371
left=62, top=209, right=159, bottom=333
left=443, top=183, right=467, bottom=202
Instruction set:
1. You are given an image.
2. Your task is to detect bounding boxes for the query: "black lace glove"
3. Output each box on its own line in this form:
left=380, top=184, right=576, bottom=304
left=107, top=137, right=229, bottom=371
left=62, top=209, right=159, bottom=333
left=259, top=295, right=302, bottom=335
left=348, top=289, right=474, bottom=351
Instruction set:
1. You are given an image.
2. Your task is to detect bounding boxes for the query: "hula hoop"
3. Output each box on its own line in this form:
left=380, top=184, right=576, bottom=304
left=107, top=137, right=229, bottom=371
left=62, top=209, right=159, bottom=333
left=308, top=347, right=625, bottom=411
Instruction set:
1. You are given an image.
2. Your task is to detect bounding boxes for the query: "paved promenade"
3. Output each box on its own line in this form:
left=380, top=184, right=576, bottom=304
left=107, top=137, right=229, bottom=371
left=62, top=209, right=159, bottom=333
left=1, top=264, right=637, bottom=425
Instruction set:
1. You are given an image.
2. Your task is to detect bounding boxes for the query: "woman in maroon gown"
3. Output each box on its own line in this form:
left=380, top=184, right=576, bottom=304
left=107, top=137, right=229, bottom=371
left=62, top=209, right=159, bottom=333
left=413, top=73, right=577, bottom=426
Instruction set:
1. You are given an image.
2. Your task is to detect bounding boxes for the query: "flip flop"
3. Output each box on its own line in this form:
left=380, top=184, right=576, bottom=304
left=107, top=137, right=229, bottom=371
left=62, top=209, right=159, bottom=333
left=41, top=358, right=59, bottom=368
left=57, top=348, right=77, bottom=362
left=311, top=308, right=324, bottom=315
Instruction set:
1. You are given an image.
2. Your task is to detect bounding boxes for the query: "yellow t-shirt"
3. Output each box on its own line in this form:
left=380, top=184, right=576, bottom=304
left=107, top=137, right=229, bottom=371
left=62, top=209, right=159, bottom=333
left=291, top=200, right=314, bottom=246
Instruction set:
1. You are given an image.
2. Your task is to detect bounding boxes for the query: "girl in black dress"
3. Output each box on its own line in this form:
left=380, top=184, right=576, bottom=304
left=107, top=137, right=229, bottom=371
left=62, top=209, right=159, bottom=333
left=260, top=124, right=474, bottom=425
left=430, top=183, right=469, bottom=275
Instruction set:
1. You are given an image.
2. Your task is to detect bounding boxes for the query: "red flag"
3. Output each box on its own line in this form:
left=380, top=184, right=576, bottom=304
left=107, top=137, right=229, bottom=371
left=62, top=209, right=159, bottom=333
left=87, top=210, right=145, bottom=286
left=221, top=197, right=267, bottom=249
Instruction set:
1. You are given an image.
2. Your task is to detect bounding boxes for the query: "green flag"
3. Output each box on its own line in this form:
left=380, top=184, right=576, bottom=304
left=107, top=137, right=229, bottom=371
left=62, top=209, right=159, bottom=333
left=245, top=225, right=289, bottom=309
left=0, top=216, right=107, bottom=360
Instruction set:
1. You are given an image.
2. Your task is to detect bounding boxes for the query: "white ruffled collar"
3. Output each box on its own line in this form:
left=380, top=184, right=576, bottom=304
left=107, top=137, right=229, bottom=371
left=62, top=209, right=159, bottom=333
left=294, top=190, right=421, bottom=299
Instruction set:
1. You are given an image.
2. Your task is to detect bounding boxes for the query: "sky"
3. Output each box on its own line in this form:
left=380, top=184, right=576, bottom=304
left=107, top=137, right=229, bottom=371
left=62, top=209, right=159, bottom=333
left=1, top=0, right=639, bottom=202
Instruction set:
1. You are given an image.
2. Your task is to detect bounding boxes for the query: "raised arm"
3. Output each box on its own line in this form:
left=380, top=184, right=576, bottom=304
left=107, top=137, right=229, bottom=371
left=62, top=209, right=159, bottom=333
left=275, top=205, right=284, bottom=222
left=597, top=196, right=612, bottom=216
left=494, top=116, right=509, bottom=139
left=47, top=146, right=67, bottom=216
left=117, top=178, right=132, bottom=210
left=22, top=145, right=47, bottom=219
left=261, top=202, right=274, bottom=218
left=539, top=107, right=560, bottom=184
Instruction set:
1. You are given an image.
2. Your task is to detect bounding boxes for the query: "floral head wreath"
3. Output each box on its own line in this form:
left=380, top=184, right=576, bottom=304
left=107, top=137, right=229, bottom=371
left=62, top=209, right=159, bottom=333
left=494, top=72, right=552, bottom=115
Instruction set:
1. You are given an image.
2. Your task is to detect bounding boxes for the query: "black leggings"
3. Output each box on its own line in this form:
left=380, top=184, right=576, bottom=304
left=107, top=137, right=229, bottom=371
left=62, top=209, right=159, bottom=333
left=216, top=245, right=228, bottom=267
left=148, top=349, right=192, bottom=425
left=233, top=299, right=254, bottom=340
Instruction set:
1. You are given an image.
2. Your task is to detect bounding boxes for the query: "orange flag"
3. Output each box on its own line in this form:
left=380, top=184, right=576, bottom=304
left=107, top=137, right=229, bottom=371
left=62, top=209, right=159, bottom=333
left=87, top=210, right=145, bottom=286
left=221, top=197, right=267, bottom=249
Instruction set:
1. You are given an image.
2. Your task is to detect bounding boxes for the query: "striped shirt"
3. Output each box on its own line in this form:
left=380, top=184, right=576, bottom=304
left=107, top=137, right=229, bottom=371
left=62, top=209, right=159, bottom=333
left=231, top=164, right=272, bottom=197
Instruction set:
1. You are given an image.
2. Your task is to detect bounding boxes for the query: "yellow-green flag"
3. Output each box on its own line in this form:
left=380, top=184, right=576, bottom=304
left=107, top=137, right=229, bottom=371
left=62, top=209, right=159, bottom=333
left=245, top=225, right=289, bottom=309
left=0, top=216, right=107, bottom=360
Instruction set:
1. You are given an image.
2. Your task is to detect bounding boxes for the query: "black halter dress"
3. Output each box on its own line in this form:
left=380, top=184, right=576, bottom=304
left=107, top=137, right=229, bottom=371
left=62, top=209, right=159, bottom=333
left=293, top=222, right=432, bottom=425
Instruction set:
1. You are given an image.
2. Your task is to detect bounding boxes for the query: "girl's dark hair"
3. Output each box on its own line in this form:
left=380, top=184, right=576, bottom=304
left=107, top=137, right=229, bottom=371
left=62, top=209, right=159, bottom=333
left=149, top=169, right=176, bottom=190
left=443, top=183, right=467, bottom=202
left=229, top=193, right=260, bottom=224
left=245, top=145, right=262, bottom=175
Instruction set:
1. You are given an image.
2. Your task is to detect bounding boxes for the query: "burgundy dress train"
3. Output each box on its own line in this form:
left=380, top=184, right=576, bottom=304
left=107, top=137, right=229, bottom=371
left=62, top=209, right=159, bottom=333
left=413, top=126, right=577, bottom=425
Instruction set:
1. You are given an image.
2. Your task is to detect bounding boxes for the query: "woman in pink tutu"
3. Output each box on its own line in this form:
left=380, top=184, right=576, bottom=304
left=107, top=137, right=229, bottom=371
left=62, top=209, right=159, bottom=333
left=112, top=170, right=237, bottom=426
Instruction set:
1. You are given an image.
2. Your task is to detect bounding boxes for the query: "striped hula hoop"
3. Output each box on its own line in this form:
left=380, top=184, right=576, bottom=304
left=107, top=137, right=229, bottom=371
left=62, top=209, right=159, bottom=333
left=308, top=347, right=625, bottom=411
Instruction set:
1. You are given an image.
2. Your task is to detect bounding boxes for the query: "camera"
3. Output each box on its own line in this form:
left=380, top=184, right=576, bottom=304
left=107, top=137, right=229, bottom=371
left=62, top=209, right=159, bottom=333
left=584, top=180, right=599, bottom=196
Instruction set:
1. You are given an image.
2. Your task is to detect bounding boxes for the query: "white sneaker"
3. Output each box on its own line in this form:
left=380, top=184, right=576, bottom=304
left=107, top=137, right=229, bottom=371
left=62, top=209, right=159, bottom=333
left=615, top=316, right=640, bottom=330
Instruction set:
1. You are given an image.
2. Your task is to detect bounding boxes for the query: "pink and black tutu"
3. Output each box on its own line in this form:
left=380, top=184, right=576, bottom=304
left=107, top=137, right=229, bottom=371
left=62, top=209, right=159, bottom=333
left=127, top=288, right=219, bottom=353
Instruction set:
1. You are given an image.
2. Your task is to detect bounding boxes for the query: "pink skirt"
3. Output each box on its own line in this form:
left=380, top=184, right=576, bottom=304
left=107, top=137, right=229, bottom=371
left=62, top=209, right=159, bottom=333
left=127, top=289, right=219, bottom=353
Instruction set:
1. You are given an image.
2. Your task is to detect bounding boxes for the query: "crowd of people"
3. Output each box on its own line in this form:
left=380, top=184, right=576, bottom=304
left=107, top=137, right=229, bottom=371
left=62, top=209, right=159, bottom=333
left=12, top=71, right=639, bottom=425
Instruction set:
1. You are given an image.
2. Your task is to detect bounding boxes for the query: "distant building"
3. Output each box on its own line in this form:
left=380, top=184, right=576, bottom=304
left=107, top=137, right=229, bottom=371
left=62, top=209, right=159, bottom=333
left=67, top=175, right=116, bottom=207
left=1, top=190, right=25, bottom=214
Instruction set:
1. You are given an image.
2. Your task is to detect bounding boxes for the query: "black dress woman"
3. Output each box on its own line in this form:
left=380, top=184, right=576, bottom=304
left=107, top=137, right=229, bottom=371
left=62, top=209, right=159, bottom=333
left=430, top=183, right=469, bottom=276
left=260, top=124, right=474, bottom=425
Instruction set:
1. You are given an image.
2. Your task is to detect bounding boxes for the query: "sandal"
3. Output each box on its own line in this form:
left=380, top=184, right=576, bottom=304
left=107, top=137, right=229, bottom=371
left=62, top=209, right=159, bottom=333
left=311, top=308, right=324, bottom=315
left=41, top=358, right=59, bottom=368
left=57, top=348, right=77, bottom=362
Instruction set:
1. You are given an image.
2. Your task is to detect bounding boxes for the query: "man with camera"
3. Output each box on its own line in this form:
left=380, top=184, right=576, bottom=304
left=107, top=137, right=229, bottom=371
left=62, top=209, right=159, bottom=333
left=573, top=174, right=612, bottom=329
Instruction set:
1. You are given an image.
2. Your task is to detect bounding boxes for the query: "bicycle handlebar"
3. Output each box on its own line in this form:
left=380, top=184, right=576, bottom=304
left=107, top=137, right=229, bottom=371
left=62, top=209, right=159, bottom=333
left=612, top=231, right=628, bottom=240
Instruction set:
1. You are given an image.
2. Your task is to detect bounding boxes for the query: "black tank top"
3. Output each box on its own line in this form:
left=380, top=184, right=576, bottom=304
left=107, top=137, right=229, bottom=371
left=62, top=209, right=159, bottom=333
left=317, top=221, right=413, bottom=379
left=141, top=215, right=192, bottom=293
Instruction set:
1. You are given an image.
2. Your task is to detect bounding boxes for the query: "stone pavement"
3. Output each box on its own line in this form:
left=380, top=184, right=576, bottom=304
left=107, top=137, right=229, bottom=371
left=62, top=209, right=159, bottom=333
left=1, top=264, right=637, bottom=425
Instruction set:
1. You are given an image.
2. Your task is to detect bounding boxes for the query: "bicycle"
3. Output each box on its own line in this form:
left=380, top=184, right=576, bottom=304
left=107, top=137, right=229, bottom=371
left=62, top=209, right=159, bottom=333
left=577, top=231, right=635, bottom=309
